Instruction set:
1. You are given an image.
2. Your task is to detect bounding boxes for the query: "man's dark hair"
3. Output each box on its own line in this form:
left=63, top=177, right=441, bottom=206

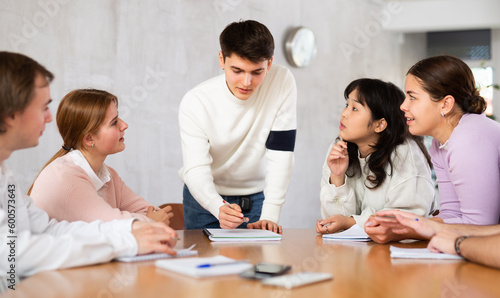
left=219, top=20, right=274, bottom=63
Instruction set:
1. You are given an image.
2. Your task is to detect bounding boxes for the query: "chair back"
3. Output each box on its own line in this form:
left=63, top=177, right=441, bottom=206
left=159, top=203, right=184, bottom=230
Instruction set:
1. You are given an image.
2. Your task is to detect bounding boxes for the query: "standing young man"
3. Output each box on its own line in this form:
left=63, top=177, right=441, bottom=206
left=0, top=52, right=178, bottom=280
left=179, top=20, right=297, bottom=232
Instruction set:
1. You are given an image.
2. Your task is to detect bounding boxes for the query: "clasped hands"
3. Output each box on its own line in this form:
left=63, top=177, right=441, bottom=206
left=146, top=205, right=174, bottom=225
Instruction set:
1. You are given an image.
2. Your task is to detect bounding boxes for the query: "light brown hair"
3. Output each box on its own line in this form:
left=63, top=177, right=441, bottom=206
left=28, top=89, right=117, bottom=195
left=0, top=51, right=54, bottom=133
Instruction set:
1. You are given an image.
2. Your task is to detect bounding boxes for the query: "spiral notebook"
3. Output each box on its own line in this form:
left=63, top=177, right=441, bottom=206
left=203, top=228, right=282, bottom=242
left=115, top=244, right=197, bottom=262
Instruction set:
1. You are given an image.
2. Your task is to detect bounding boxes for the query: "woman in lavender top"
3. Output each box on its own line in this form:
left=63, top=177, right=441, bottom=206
left=399, top=55, right=500, bottom=225
left=369, top=55, right=500, bottom=243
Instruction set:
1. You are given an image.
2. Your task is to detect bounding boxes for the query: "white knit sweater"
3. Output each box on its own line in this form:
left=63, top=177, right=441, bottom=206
left=178, top=64, right=297, bottom=223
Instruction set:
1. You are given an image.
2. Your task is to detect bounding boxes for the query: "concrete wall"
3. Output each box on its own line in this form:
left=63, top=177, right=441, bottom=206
left=0, top=0, right=418, bottom=228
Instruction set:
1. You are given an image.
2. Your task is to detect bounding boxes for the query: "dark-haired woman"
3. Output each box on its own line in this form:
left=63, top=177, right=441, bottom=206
left=316, top=78, right=435, bottom=241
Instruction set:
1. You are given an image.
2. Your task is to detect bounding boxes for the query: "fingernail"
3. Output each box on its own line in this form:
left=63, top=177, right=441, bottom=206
left=366, top=221, right=373, bottom=226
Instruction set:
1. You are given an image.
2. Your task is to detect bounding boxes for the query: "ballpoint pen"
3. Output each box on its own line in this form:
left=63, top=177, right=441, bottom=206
left=197, top=260, right=249, bottom=268
left=222, top=200, right=249, bottom=222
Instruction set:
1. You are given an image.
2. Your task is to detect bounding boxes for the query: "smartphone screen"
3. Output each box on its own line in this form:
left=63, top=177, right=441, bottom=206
left=239, top=262, right=291, bottom=279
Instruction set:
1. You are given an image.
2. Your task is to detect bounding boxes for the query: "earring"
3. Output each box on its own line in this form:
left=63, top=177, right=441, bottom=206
left=91, top=143, right=94, bottom=148
left=441, top=112, right=446, bottom=117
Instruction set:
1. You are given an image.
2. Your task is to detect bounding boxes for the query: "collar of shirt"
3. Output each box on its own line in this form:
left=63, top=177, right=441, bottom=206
left=69, top=150, right=111, bottom=191
left=438, top=139, right=449, bottom=151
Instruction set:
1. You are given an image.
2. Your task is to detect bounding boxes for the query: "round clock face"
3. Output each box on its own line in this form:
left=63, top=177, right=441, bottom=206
left=285, top=27, right=317, bottom=68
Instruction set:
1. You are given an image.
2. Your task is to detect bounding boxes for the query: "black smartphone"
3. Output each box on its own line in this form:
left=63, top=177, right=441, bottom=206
left=239, top=262, right=291, bottom=279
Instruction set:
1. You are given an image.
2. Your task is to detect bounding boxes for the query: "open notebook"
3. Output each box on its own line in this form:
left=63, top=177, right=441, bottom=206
left=156, top=255, right=253, bottom=278
left=390, top=246, right=464, bottom=260
left=203, top=228, right=282, bottom=242
left=322, top=224, right=371, bottom=241
left=115, top=244, right=197, bottom=262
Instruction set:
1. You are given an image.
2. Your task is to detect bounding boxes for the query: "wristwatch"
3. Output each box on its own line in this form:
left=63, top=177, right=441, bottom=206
left=454, top=236, right=469, bottom=257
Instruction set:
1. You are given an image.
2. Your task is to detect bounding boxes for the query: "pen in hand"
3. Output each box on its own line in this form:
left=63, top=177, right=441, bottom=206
left=222, top=200, right=249, bottom=222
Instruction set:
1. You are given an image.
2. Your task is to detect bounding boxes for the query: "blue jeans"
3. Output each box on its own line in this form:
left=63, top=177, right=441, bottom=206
left=183, top=184, right=264, bottom=230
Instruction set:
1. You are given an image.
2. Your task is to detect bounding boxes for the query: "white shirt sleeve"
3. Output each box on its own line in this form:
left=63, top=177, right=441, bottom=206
left=0, top=167, right=138, bottom=277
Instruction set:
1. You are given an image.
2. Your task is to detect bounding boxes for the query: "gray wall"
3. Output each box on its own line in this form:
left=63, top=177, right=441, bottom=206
left=0, top=0, right=413, bottom=228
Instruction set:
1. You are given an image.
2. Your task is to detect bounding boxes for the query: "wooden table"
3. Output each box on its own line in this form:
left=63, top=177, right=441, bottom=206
left=5, top=229, right=500, bottom=298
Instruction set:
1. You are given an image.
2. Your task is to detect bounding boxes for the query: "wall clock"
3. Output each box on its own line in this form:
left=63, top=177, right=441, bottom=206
left=285, top=27, right=317, bottom=68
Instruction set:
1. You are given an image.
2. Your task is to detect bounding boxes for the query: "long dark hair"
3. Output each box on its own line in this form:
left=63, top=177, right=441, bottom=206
left=344, top=78, right=432, bottom=189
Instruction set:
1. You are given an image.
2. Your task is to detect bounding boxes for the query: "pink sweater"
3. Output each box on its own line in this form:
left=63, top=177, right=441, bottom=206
left=31, top=153, right=152, bottom=222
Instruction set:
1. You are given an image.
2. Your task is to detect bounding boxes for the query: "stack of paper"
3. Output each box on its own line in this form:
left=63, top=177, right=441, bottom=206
left=322, top=225, right=371, bottom=241
left=203, top=228, right=282, bottom=242
left=155, top=255, right=253, bottom=278
left=390, top=246, right=463, bottom=260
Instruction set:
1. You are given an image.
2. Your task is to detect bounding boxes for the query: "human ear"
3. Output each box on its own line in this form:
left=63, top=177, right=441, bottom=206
left=218, top=51, right=225, bottom=69
left=82, top=134, right=94, bottom=148
left=3, top=113, right=17, bottom=128
left=441, top=95, right=455, bottom=116
left=374, top=118, right=387, bottom=133
left=266, top=57, right=274, bottom=72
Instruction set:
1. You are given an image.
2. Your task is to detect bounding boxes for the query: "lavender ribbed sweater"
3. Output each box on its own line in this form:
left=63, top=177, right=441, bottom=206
left=431, top=113, right=500, bottom=224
